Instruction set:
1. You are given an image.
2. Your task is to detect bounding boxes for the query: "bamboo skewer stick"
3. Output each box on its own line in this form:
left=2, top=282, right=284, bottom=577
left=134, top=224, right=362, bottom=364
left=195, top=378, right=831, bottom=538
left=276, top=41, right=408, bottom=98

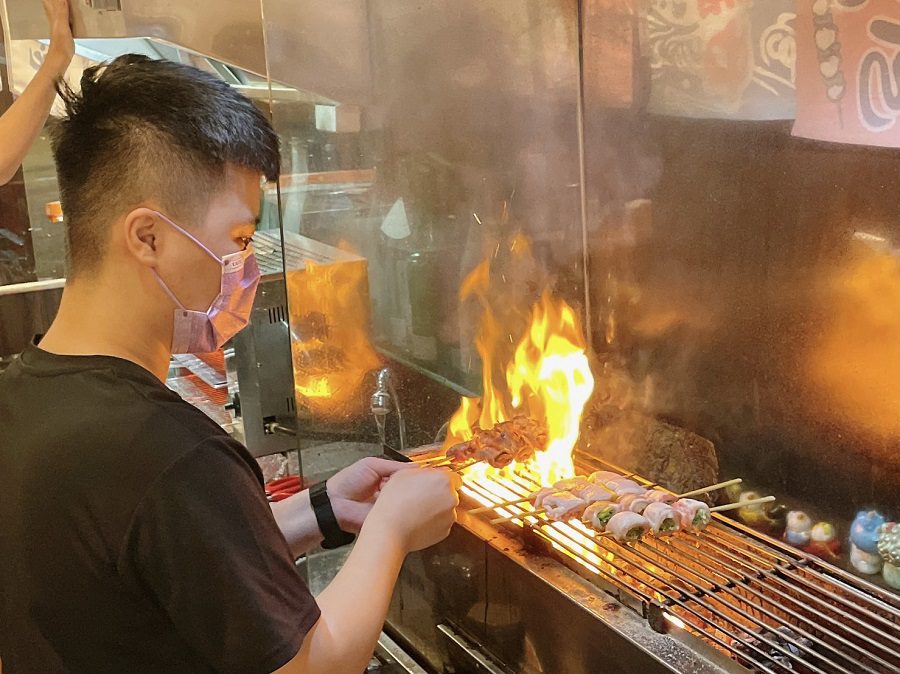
left=676, top=477, right=742, bottom=499
left=418, top=455, right=453, bottom=467
left=470, top=475, right=630, bottom=514
left=449, top=460, right=478, bottom=474
left=490, top=508, right=548, bottom=524
left=469, top=498, right=530, bottom=514
left=710, top=495, right=774, bottom=513
left=470, top=476, right=745, bottom=515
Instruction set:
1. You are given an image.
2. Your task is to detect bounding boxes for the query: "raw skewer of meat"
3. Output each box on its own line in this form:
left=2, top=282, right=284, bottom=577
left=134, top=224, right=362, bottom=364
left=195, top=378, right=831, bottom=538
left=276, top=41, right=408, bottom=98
left=530, top=477, right=591, bottom=508
left=643, top=502, right=680, bottom=535
left=554, top=476, right=590, bottom=492
left=645, top=489, right=677, bottom=504
left=606, top=478, right=646, bottom=496
left=618, top=492, right=652, bottom=514
left=541, top=491, right=587, bottom=521
left=587, top=470, right=623, bottom=485
left=571, top=483, right=617, bottom=503
left=672, top=498, right=712, bottom=532
left=605, top=511, right=651, bottom=542
left=445, top=416, right=547, bottom=468
left=581, top=501, right=622, bottom=531
left=531, top=487, right=555, bottom=509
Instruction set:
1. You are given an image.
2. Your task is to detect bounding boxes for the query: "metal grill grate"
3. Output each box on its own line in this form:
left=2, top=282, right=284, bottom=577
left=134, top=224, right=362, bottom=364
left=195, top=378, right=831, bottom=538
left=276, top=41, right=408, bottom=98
left=447, top=456, right=900, bottom=674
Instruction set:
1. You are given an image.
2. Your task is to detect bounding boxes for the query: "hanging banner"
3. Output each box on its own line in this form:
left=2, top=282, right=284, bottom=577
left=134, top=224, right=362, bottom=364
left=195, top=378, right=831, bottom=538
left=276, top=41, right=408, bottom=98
left=793, top=0, right=900, bottom=147
left=583, top=0, right=635, bottom=109
left=640, top=0, right=796, bottom=119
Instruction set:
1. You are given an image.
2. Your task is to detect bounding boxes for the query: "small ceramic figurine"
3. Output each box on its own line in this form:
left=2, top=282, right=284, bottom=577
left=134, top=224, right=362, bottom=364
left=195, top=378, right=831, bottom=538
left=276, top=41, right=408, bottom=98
left=877, top=522, right=900, bottom=590
left=784, top=510, right=812, bottom=547
left=736, top=490, right=787, bottom=535
left=804, top=522, right=840, bottom=560
left=850, top=510, right=886, bottom=553
left=737, top=491, right=768, bottom=527
left=849, top=510, right=887, bottom=575
left=850, top=544, right=883, bottom=575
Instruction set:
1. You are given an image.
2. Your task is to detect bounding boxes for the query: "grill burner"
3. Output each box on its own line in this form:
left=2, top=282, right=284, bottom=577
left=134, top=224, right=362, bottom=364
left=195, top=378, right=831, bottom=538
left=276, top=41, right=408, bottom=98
left=443, top=455, right=900, bottom=674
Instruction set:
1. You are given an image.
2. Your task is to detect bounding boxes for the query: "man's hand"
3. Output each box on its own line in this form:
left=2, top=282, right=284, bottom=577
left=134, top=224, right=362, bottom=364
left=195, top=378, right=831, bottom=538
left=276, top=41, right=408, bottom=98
left=327, top=457, right=412, bottom=533
left=41, top=0, right=74, bottom=79
left=365, top=468, right=461, bottom=552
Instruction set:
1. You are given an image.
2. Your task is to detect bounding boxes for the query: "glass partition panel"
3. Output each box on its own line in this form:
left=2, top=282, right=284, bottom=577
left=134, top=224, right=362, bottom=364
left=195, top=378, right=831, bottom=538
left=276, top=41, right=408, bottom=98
left=262, top=0, right=587, bottom=471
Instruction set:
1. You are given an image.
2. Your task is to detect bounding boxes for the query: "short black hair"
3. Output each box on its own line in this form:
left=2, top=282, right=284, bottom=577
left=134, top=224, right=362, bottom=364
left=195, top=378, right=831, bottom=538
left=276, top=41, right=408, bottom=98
left=51, top=54, right=280, bottom=277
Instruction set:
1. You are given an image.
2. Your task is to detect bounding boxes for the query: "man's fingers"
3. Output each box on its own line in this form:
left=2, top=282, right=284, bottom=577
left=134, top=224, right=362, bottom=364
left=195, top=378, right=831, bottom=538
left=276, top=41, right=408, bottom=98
left=445, top=471, right=463, bottom=491
left=360, top=456, right=416, bottom=477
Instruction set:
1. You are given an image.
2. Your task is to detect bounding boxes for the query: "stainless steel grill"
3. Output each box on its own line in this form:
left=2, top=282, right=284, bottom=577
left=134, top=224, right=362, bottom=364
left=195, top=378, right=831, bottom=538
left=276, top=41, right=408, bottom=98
left=449, top=455, right=900, bottom=674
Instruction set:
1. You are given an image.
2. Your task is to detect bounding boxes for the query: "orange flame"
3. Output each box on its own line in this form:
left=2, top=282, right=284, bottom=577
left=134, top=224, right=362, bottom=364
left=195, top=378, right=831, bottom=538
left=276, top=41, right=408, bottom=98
left=447, top=241, right=595, bottom=486
left=288, top=258, right=381, bottom=419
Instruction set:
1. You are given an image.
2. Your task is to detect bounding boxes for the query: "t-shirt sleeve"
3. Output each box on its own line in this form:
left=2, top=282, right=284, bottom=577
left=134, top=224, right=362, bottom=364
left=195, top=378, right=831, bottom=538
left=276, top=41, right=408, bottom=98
left=118, top=436, right=320, bottom=674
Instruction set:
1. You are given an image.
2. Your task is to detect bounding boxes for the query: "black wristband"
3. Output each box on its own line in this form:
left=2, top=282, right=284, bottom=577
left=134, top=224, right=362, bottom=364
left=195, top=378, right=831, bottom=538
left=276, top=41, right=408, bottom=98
left=309, top=481, right=356, bottom=549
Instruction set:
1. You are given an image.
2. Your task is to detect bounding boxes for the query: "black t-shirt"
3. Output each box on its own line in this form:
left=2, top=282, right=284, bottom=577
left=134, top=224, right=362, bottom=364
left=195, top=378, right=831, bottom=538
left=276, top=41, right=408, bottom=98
left=0, top=345, right=320, bottom=673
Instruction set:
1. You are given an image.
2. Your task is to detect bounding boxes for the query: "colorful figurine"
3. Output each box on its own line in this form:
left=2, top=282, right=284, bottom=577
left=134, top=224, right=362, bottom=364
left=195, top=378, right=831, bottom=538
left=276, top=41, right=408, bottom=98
left=877, top=522, right=900, bottom=590
left=850, top=510, right=886, bottom=553
left=737, top=491, right=768, bottom=527
left=764, top=504, right=788, bottom=537
left=804, top=522, right=840, bottom=560
left=849, top=510, right=887, bottom=575
left=736, top=491, right=787, bottom=535
left=784, top=510, right=812, bottom=547
left=850, top=545, right=883, bottom=575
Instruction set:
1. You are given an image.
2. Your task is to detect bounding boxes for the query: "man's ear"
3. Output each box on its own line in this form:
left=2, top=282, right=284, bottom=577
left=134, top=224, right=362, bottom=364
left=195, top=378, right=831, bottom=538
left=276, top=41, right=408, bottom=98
left=123, top=207, right=162, bottom=268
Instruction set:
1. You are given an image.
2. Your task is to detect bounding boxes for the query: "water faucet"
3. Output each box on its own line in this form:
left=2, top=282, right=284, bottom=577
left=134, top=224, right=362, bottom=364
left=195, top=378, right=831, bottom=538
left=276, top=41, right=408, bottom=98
left=370, top=367, right=408, bottom=452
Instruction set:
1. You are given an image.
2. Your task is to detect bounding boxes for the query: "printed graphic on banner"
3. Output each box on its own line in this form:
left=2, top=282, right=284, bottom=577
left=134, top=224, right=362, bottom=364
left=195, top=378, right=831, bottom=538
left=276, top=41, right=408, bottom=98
left=583, top=0, right=634, bottom=109
left=794, top=0, right=900, bottom=147
left=641, top=0, right=796, bottom=119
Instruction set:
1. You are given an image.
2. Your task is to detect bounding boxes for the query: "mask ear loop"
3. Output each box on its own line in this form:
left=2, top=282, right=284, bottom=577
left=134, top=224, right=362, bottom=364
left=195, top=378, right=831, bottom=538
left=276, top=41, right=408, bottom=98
left=152, top=270, right=190, bottom=312
left=152, top=210, right=224, bottom=264
left=150, top=210, right=223, bottom=314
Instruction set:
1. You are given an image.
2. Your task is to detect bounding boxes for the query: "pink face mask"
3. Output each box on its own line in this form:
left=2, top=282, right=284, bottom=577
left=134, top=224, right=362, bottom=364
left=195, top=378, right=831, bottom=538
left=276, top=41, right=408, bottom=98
left=152, top=211, right=260, bottom=354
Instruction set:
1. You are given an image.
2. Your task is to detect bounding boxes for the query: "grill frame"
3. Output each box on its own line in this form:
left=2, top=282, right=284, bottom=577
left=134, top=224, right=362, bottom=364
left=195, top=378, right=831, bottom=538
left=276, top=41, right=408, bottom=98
left=449, top=453, right=900, bottom=674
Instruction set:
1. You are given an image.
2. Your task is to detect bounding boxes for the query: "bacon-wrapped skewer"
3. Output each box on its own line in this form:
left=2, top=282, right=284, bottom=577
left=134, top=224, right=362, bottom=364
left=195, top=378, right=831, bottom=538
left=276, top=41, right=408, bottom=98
left=645, top=489, right=678, bottom=504
left=554, top=476, right=590, bottom=492
left=445, top=416, right=547, bottom=468
left=581, top=500, right=622, bottom=531
left=604, top=511, right=651, bottom=542
left=672, top=498, right=712, bottom=532
left=605, top=477, right=646, bottom=496
left=618, top=492, right=653, bottom=514
left=572, top=482, right=617, bottom=503
left=530, top=487, right=555, bottom=509
left=540, top=491, right=587, bottom=521
left=643, top=502, right=680, bottom=535
left=587, top=470, right=623, bottom=485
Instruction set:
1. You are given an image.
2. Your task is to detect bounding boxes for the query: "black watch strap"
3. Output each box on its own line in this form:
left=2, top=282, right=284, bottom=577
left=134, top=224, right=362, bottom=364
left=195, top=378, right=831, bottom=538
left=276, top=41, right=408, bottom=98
left=309, top=481, right=356, bottom=549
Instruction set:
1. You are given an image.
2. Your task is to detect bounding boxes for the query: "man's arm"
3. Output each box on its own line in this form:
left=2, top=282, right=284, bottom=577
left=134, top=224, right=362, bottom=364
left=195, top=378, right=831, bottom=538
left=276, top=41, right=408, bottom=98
left=0, top=0, right=73, bottom=185
left=269, top=490, right=322, bottom=558
left=277, top=468, right=459, bottom=674
left=271, top=457, right=413, bottom=558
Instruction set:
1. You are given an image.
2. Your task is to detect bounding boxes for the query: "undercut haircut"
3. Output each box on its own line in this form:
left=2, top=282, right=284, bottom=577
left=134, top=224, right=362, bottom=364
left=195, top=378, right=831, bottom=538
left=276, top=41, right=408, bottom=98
left=50, top=54, right=280, bottom=278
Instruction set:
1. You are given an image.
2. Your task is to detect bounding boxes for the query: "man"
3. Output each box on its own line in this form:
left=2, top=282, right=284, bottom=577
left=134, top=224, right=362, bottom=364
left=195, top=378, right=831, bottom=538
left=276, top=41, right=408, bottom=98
left=0, top=55, right=460, bottom=673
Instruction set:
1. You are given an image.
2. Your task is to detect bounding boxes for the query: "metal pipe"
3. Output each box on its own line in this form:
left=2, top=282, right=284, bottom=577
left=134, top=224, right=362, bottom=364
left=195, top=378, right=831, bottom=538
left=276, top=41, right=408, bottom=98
left=370, top=367, right=407, bottom=452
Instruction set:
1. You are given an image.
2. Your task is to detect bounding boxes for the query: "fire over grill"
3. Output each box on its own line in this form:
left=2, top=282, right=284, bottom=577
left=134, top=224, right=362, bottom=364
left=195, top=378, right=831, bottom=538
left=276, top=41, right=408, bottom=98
left=427, top=453, right=900, bottom=674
